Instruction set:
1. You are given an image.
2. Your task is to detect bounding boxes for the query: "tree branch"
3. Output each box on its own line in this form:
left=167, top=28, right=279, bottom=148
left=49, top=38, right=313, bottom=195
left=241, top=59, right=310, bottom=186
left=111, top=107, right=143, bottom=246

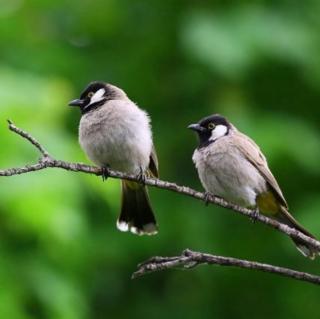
left=132, top=249, right=320, bottom=286
left=2, top=121, right=320, bottom=252
left=8, top=119, right=50, bottom=158
left=1, top=121, right=320, bottom=286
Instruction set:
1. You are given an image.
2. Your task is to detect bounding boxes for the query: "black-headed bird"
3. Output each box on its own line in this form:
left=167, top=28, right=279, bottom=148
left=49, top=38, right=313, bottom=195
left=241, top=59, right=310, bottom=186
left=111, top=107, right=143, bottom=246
left=189, top=114, right=318, bottom=259
left=69, top=81, right=159, bottom=235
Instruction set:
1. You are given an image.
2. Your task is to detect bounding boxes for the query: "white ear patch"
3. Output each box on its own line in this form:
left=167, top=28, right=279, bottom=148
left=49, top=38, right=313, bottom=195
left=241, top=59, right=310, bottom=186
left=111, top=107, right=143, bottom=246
left=90, top=88, right=105, bottom=104
left=209, top=124, right=228, bottom=142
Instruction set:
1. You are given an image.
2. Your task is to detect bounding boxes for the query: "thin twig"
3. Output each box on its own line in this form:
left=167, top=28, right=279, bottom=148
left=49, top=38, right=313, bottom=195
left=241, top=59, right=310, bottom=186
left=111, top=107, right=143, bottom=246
left=132, top=249, right=320, bottom=286
left=1, top=121, right=320, bottom=253
left=7, top=120, right=51, bottom=158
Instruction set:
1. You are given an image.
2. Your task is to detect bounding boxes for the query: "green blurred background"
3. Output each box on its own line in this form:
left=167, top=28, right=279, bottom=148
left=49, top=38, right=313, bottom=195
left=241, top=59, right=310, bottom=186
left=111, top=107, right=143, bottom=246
left=1, top=0, right=320, bottom=318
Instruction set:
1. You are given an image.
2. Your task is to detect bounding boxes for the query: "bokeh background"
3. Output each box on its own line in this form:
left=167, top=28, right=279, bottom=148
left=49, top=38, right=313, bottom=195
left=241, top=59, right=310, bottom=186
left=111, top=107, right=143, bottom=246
left=1, top=0, right=320, bottom=318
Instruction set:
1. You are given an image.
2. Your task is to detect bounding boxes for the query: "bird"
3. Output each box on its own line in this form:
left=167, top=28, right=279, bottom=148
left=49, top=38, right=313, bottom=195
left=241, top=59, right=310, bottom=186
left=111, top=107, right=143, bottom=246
left=188, top=114, right=318, bottom=259
left=69, top=81, right=159, bottom=235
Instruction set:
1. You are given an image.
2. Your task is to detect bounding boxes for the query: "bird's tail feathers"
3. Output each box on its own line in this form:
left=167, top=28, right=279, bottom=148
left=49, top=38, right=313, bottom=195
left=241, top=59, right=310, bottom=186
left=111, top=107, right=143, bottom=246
left=117, top=180, right=158, bottom=235
left=278, top=206, right=318, bottom=259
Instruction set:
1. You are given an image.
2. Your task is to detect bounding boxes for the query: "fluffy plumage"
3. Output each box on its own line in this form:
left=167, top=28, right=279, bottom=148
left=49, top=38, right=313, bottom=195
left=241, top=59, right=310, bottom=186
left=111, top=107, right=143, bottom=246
left=189, top=114, right=318, bottom=259
left=70, top=81, right=158, bottom=235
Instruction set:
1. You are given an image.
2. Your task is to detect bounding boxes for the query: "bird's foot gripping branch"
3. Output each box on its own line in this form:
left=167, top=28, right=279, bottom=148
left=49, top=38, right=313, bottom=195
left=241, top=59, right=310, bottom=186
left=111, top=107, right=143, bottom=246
left=1, top=121, right=320, bottom=286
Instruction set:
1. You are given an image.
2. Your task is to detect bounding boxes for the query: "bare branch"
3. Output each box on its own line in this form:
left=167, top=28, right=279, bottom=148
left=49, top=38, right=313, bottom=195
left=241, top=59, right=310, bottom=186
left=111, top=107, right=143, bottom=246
left=1, top=121, right=320, bottom=253
left=7, top=120, right=51, bottom=158
left=132, top=249, right=320, bottom=286
left=2, top=121, right=320, bottom=286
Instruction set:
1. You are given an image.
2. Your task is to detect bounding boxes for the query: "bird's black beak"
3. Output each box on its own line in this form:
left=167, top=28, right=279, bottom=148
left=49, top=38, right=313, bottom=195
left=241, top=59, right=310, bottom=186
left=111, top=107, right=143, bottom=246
left=188, top=123, right=205, bottom=132
left=69, top=99, right=85, bottom=107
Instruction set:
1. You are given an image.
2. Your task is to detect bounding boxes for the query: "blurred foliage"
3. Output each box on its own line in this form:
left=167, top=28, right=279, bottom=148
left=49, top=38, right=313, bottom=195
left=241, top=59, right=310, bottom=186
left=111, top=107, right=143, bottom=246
left=1, top=0, right=320, bottom=318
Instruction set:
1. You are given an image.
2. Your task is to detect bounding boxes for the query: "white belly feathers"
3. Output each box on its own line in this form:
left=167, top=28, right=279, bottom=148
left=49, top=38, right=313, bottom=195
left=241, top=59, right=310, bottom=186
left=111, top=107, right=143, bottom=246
left=192, top=138, right=267, bottom=208
left=79, top=100, right=152, bottom=174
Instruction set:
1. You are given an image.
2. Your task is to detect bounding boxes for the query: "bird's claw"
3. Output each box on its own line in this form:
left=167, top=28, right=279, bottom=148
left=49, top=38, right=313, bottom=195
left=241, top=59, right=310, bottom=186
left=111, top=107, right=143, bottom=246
left=136, top=167, right=146, bottom=185
left=101, top=166, right=110, bottom=182
left=203, top=192, right=213, bottom=206
left=250, top=209, right=260, bottom=223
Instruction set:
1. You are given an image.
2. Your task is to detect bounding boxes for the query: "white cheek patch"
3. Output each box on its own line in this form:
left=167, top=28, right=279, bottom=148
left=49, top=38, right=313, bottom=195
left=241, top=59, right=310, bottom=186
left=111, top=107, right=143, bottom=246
left=90, top=88, right=105, bottom=104
left=209, top=124, right=228, bottom=142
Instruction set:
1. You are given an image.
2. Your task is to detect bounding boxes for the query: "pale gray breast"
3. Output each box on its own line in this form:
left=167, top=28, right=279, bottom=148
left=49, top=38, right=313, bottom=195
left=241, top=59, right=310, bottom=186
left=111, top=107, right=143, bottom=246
left=79, top=100, right=153, bottom=174
left=193, top=133, right=267, bottom=207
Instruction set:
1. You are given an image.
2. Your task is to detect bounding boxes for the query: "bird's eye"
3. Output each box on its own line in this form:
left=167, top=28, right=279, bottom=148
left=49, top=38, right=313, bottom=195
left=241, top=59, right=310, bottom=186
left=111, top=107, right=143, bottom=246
left=87, top=92, right=94, bottom=98
left=208, top=123, right=216, bottom=130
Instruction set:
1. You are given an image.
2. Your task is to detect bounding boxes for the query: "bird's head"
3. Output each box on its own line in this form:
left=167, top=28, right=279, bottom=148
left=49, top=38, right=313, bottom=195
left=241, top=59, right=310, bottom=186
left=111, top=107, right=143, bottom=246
left=69, top=81, right=127, bottom=114
left=188, top=114, right=231, bottom=148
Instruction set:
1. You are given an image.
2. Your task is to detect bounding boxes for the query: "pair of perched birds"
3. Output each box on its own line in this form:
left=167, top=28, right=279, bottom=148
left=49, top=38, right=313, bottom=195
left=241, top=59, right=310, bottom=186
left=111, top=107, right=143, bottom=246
left=69, top=81, right=318, bottom=259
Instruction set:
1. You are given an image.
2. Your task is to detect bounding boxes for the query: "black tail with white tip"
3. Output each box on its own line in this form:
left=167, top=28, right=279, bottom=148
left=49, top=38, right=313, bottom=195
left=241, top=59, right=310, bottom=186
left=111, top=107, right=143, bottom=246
left=117, top=180, right=158, bottom=235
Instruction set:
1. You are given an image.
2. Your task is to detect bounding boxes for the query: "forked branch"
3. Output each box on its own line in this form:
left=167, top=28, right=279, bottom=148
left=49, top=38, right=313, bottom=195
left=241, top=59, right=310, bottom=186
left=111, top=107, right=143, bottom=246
left=132, top=249, right=320, bottom=286
left=1, top=121, right=320, bottom=286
